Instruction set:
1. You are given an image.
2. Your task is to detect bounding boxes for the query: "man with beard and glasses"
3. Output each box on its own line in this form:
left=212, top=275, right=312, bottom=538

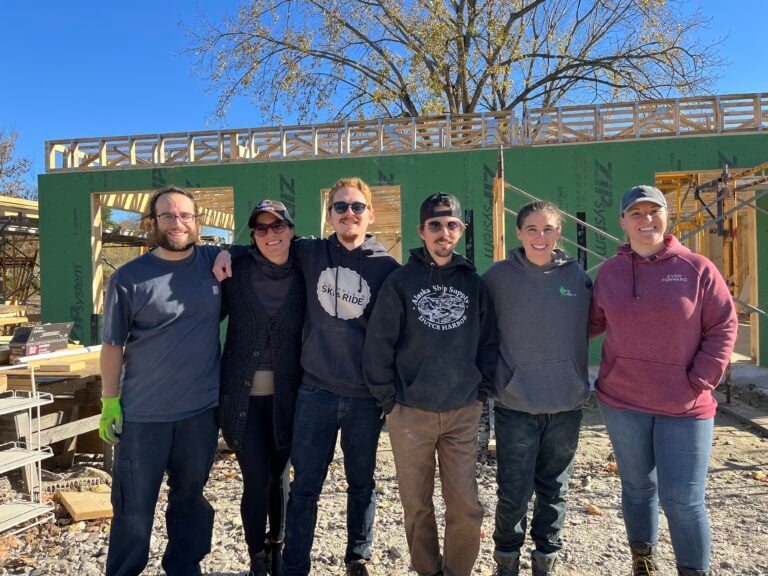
left=213, top=177, right=399, bottom=576
left=99, top=186, right=223, bottom=576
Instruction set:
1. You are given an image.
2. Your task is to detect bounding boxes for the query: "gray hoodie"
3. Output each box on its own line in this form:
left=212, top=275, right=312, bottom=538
left=483, top=248, right=592, bottom=414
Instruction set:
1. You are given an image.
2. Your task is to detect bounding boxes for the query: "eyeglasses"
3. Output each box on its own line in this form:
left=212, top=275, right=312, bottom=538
left=156, top=213, right=197, bottom=224
left=253, top=221, right=289, bottom=236
left=332, top=201, right=367, bottom=215
left=425, top=220, right=464, bottom=233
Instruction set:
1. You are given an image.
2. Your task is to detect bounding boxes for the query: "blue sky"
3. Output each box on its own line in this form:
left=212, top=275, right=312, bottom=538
left=2, top=0, right=767, bottom=187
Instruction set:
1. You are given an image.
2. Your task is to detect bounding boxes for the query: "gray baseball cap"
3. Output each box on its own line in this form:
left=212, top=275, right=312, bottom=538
left=621, top=185, right=667, bottom=213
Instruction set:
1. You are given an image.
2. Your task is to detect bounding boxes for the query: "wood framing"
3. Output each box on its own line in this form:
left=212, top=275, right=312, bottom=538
left=45, top=93, right=768, bottom=173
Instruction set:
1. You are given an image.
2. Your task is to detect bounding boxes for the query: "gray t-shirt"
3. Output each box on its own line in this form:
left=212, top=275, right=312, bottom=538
left=102, top=246, right=222, bottom=422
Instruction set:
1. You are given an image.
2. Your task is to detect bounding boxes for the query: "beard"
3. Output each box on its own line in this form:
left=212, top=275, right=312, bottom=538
left=154, top=229, right=198, bottom=252
left=430, top=243, right=454, bottom=259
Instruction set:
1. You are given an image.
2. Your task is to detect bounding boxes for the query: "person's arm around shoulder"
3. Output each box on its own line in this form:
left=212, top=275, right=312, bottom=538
left=212, top=243, right=250, bottom=281
left=362, top=273, right=403, bottom=416
left=688, top=259, right=738, bottom=390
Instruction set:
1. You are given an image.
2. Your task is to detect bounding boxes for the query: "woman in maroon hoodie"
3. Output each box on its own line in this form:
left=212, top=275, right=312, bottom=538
left=590, top=185, right=737, bottom=576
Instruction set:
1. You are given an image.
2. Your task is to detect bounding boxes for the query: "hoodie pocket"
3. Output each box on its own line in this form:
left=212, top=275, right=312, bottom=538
left=405, top=356, right=481, bottom=410
left=301, top=324, right=364, bottom=385
left=499, top=358, right=587, bottom=413
left=599, top=356, right=698, bottom=415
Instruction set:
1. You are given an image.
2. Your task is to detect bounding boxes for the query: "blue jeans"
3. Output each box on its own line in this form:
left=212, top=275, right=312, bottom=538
left=106, top=408, right=218, bottom=576
left=493, top=407, right=582, bottom=557
left=599, top=403, right=714, bottom=571
left=281, top=383, right=384, bottom=576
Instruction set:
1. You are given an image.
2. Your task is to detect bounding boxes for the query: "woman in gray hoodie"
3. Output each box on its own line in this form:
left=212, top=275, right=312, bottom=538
left=483, top=201, right=592, bottom=576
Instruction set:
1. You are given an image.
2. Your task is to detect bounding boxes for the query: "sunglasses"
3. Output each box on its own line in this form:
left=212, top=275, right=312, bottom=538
left=253, top=221, right=288, bottom=236
left=332, top=201, right=367, bottom=215
left=426, top=220, right=464, bottom=233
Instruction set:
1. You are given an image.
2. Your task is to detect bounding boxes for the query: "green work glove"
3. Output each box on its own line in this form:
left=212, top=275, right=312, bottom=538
left=99, top=397, right=123, bottom=446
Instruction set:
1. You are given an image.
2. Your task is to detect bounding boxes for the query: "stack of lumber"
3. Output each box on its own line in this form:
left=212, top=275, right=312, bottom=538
left=5, top=347, right=101, bottom=392
left=0, top=305, right=27, bottom=331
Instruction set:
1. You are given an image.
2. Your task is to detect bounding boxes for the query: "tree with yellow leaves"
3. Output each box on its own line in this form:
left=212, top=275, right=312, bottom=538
left=187, top=0, right=721, bottom=122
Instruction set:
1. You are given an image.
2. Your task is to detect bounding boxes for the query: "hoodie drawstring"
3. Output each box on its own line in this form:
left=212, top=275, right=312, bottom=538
left=631, top=251, right=638, bottom=299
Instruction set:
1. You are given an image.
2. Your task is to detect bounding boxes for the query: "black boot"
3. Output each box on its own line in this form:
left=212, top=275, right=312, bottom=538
left=677, top=569, right=709, bottom=575
left=629, top=542, right=657, bottom=576
left=248, top=550, right=269, bottom=576
left=266, top=539, right=283, bottom=576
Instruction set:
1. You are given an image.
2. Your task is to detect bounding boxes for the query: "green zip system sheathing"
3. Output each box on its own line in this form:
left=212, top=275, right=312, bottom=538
left=38, top=134, right=768, bottom=362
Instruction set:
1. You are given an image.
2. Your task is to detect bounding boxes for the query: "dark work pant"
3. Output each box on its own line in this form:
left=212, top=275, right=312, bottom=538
left=493, top=407, right=582, bottom=557
left=236, top=395, right=291, bottom=557
left=106, top=407, right=218, bottom=576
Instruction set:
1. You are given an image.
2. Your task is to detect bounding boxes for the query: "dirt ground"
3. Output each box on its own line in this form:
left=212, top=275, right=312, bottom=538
left=2, top=393, right=768, bottom=575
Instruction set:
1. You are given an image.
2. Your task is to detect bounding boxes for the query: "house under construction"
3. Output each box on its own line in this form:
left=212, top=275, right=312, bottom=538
left=37, top=93, right=768, bottom=365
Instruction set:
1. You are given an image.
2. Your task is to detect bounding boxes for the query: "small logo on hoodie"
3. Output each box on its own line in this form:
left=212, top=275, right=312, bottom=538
left=559, top=286, right=576, bottom=297
left=661, top=273, right=688, bottom=283
left=317, top=266, right=372, bottom=320
left=412, top=286, right=469, bottom=330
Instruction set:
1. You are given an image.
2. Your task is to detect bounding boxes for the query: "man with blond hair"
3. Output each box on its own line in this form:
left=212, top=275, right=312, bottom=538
left=214, top=177, right=399, bottom=576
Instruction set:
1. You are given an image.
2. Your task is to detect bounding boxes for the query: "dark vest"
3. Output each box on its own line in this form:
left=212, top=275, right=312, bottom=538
left=219, top=253, right=305, bottom=450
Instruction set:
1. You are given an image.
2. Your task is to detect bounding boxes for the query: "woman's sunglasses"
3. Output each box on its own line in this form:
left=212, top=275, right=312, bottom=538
left=253, top=221, right=288, bottom=236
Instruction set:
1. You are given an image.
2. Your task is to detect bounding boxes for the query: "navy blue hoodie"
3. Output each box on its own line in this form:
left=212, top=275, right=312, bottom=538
left=295, top=234, right=399, bottom=397
left=363, top=247, right=498, bottom=414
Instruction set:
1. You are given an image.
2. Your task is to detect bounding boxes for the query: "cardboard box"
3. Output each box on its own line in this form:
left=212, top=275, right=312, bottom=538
left=9, top=322, right=73, bottom=361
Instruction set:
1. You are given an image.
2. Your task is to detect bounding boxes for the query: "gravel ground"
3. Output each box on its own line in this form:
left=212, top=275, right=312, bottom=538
left=2, top=396, right=768, bottom=576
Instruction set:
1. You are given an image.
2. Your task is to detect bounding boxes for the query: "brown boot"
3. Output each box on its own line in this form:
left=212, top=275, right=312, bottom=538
left=629, top=542, right=657, bottom=576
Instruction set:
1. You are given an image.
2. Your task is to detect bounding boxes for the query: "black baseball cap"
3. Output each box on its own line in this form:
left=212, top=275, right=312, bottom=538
left=419, top=192, right=462, bottom=223
left=621, top=185, right=667, bottom=213
left=248, top=199, right=294, bottom=228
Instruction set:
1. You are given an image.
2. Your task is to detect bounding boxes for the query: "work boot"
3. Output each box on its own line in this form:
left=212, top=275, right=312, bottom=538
left=345, top=560, right=370, bottom=576
left=266, top=539, right=283, bottom=576
left=492, top=551, right=520, bottom=575
left=677, top=569, right=709, bottom=575
left=531, top=550, right=557, bottom=575
left=629, top=542, right=657, bottom=576
left=248, top=550, right=269, bottom=576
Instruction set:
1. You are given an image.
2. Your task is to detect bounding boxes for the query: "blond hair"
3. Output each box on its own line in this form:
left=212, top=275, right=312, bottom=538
left=327, top=177, right=373, bottom=211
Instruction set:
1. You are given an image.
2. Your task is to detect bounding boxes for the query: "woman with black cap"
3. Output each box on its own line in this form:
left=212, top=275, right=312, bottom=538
left=219, top=199, right=305, bottom=576
left=590, top=185, right=737, bottom=576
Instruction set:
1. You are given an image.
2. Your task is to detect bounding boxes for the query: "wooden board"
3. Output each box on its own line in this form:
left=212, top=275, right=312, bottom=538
left=714, top=391, right=768, bottom=436
left=37, top=361, right=86, bottom=373
left=58, top=489, right=113, bottom=521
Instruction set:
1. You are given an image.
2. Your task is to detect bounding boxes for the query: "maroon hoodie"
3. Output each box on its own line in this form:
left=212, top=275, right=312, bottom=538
left=590, top=235, right=737, bottom=419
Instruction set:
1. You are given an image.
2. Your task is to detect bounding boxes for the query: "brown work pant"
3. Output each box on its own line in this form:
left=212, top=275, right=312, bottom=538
left=387, top=402, right=484, bottom=576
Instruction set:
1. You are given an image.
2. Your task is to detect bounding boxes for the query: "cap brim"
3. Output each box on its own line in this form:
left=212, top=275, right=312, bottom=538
left=622, top=198, right=666, bottom=213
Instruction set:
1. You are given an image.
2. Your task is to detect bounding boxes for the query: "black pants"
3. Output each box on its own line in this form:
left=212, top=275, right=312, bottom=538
left=236, top=395, right=291, bottom=557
